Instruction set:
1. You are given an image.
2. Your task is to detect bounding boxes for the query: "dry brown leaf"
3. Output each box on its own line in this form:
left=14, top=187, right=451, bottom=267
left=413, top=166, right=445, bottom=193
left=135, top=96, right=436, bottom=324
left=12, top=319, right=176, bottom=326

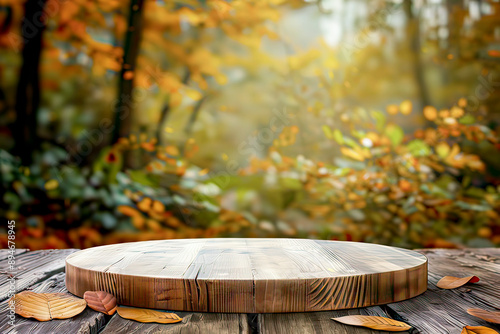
left=83, top=291, right=117, bottom=315
left=467, top=309, right=500, bottom=324
left=436, top=275, right=480, bottom=289
left=10, top=291, right=87, bottom=321
left=331, top=315, right=411, bottom=331
left=117, top=307, right=182, bottom=324
left=461, top=325, right=499, bottom=334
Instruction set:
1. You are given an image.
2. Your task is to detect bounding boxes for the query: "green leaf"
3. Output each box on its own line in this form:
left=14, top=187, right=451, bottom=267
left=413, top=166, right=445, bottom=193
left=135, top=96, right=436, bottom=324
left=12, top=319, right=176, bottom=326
left=385, top=124, right=404, bottom=146
left=455, top=201, right=490, bottom=211
left=406, top=139, right=431, bottom=157
left=332, top=129, right=344, bottom=144
left=459, top=114, right=475, bottom=125
left=322, top=125, right=333, bottom=139
left=370, top=110, right=386, bottom=132
left=128, top=170, right=158, bottom=187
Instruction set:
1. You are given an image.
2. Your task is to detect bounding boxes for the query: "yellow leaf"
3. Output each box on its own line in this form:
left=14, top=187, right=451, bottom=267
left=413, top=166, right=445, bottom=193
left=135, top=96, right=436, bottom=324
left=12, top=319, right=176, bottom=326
left=44, top=179, right=59, bottom=191
left=331, top=315, right=411, bottom=332
left=467, top=308, right=500, bottom=324
left=186, top=88, right=202, bottom=101
left=341, top=147, right=365, bottom=161
left=83, top=291, right=117, bottom=316
left=436, top=275, right=479, bottom=289
left=461, top=326, right=499, bottom=334
left=436, top=142, right=450, bottom=158
left=10, top=291, right=87, bottom=321
left=400, top=100, right=412, bottom=115
left=116, top=307, right=182, bottom=324
left=451, top=106, right=464, bottom=118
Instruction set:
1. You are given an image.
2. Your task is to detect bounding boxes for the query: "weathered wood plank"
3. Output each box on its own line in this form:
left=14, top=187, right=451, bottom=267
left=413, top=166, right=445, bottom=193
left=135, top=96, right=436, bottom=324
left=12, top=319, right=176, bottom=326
left=0, top=273, right=107, bottom=334
left=100, top=312, right=249, bottom=334
left=0, top=249, right=77, bottom=301
left=378, top=249, right=500, bottom=333
left=259, top=306, right=397, bottom=334
left=0, top=249, right=28, bottom=261
left=259, top=248, right=500, bottom=334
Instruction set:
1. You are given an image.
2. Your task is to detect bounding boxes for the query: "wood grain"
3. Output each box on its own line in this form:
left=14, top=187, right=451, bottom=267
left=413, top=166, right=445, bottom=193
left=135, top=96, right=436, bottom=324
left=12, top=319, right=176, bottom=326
left=66, top=239, right=427, bottom=313
left=0, top=273, right=108, bottom=334
left=259, top=248, right=500, bottom=334
left=0, top=249, right=77, bottom=301
left=100, top=312, right=249, bottom=334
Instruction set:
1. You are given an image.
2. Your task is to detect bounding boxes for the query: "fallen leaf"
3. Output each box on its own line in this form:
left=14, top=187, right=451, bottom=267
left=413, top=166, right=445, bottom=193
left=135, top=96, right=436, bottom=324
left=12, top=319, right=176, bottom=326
left=117, top=307, right=182, bottom=324
left=331, top=315, right=411, bottom=331
left=84, top=291, right=117, bottom=315
left=461, top=325, right=499, bottom=334
left=10, top=291, right=87, bottom=321
left=467, top=308, right=500, bottom=324
left=436, top=276, right=479, bottom=289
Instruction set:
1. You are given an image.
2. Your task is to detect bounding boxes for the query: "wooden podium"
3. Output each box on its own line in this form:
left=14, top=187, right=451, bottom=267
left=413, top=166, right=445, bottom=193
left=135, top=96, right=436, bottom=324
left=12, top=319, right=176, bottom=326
left=65, top=238, right=427, bottom=313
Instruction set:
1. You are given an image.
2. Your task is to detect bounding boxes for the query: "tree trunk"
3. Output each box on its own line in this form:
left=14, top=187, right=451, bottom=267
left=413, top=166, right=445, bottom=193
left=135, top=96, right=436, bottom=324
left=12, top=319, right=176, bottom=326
left=13, top=0, right=47, bottom=164
left=111, top=0, right=145, bottom=144
left=156, top=70, right=190, bottom=143
left=404, top=0, right=430, bottom=108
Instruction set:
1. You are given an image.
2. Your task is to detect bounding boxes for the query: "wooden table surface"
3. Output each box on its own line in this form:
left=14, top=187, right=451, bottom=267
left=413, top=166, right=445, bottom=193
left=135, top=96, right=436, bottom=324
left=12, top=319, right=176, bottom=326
left=65, top=239, right=428, bottom=313
left=0, top=247, right=499, bottom=333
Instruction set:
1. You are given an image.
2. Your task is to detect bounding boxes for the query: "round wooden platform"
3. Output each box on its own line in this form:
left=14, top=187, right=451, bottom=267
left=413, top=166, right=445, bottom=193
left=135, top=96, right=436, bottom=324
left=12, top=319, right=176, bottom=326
left=65, top=238, right=428, bottom=313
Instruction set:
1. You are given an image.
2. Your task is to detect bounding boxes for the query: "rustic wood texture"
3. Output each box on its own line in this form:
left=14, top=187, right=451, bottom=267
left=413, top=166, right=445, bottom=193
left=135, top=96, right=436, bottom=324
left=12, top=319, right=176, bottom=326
left=100, top=312, right=249, bottom=334
left=0, top=273, right=108, bottom=334
left=0, top=247, right=498, bottom=333
left=260, top=248, right=500, bottom=334
left=0, top=249, right=77, bottom=301
left=65, top=239, right=427, bottom=313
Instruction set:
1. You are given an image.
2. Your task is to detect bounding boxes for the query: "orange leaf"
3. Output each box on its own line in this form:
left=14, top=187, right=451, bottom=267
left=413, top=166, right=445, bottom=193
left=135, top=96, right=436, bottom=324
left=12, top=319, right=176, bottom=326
left=331, top=315, right=411, bottom=331
left=10, top=291, right=86, bottom=321
left=461, top=326, right=499, bottom=334
left=118, top=205, right=142, bottom=217
left=116, top=307, right=182, bottom=324
left=467, top=309, right=500, bottom=324
left=436, top=275, right=479, bottom=289
left=166, top=145, right=179, bottom=156
left=137, top=198, right=152, bottom=212
left=123, top=71, right=134, bottom=80
left=84, top=291, right=117, bottom=315
left=152, top=200, right=165, bottom=213
left=424, top=106, right=438, bottom=121
left=386, top=104, right=398, bottom=115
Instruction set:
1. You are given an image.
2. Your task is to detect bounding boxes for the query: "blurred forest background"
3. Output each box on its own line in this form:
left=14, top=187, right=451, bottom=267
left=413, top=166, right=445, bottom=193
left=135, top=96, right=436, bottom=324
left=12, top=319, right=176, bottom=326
left=0, top=0, right=499, bottom=250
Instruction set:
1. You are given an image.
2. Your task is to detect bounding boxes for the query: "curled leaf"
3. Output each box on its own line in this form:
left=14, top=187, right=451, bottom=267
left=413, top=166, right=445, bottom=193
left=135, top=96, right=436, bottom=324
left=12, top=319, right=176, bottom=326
left=84, top=291, right=117, bottom=315
left=436, top=276, right=479, bottom=289
left=117, top=307, right=182, bottom=324
left=461, top=325, right=499, bottom=334
left=10, top=291, right=87, bottom=321
left=331, top=315, right=411, bottom=331
left=467, top=308, right=500, bottom=324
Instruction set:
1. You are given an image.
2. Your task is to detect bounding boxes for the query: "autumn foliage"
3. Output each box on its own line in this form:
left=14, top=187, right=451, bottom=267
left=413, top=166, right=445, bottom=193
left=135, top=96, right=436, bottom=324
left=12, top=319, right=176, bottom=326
left=0, top=1, right=499, bottom=249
